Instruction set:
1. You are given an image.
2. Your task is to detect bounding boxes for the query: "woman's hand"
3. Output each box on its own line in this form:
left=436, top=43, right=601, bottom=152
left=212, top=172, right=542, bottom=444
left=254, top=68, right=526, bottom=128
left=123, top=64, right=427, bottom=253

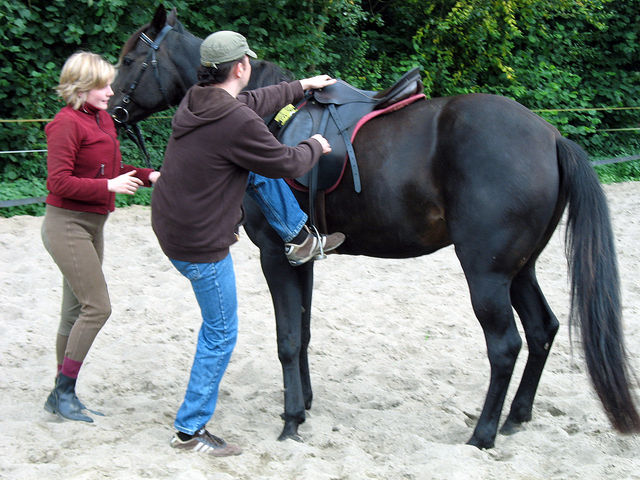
left=300, top=75, right=336, bottom=91
left=149, top=171, right=161, bottom=184
left=107, top=170, right=143, bottom=195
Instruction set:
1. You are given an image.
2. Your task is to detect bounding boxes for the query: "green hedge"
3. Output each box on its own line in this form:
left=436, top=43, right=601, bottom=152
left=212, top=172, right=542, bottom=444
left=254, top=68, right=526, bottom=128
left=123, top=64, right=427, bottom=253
left=1, top=0, right=638, bottom=217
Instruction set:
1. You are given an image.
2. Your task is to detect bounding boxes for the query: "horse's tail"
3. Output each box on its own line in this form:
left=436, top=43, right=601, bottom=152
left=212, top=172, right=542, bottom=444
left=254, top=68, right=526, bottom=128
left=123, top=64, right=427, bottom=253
left=557, top=135, right=640, bottom=433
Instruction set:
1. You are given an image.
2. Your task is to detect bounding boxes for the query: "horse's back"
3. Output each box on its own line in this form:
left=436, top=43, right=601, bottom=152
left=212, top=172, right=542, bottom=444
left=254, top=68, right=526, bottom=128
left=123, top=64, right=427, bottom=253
left=434, top=93, right=559, bottom=174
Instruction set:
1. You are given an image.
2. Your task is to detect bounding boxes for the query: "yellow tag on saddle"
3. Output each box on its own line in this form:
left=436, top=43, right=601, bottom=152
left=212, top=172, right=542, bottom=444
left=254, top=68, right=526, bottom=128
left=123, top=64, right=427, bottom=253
left=274, top=104, right=297, bottom=127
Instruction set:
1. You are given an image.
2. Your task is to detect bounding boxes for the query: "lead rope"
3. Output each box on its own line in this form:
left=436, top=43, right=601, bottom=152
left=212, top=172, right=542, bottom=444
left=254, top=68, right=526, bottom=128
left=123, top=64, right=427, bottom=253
left=124, top=124, right=153, bottom=169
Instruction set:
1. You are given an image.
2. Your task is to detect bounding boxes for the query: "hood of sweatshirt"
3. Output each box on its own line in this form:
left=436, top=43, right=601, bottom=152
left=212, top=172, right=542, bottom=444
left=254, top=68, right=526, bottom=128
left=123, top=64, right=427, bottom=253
left=171, top=85, right=240, bottom=139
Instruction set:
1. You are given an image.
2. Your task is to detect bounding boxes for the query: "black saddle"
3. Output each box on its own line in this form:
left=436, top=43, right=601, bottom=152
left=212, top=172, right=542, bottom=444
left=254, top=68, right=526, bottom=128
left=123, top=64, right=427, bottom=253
left=277, top=67, right=423, bottom=195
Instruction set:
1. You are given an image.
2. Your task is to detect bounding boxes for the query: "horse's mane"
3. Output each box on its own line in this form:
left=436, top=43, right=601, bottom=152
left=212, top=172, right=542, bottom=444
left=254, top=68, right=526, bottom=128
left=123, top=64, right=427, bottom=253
left=247, top=60, right=294, bottom=89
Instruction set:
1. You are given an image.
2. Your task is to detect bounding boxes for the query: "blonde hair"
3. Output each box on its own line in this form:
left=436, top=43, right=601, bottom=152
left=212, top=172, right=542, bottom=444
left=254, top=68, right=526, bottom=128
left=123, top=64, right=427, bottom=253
left=56, top=51, right=115, bottom=110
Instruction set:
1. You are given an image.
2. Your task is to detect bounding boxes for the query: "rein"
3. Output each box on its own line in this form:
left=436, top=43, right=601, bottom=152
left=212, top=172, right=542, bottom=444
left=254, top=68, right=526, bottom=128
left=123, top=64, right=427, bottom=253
left=111, top=24, right=174, bottom=169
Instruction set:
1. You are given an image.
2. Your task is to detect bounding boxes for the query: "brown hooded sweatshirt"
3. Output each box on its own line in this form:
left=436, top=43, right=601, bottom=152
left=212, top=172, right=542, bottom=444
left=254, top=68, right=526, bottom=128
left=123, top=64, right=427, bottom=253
left=151, top=80, right=321, bottom=263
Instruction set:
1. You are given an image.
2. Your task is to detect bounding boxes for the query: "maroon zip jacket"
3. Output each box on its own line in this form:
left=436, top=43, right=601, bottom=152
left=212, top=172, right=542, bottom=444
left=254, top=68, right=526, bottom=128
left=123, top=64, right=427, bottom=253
left=45, top=103, right=154, bottom=215
left=151, top=80, right=322, bottom=263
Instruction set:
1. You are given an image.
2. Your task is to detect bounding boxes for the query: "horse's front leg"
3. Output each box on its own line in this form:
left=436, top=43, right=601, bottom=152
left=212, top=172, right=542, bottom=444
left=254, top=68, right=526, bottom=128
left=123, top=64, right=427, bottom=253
left=260, top=250, right=314, bottom=441
left=299, top=260, right=314, bottom=411
left=241, top=195, right=313, bottom=441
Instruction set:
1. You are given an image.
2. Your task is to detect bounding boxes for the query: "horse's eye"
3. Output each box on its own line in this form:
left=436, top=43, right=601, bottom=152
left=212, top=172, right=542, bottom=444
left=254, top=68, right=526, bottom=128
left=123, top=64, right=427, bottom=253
left=123, top=57, right=133, bottom=66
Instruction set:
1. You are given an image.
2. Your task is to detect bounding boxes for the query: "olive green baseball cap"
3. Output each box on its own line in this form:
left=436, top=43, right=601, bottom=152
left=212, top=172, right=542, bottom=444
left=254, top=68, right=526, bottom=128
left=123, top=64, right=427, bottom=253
left=200, top=31, right=257, bottom=67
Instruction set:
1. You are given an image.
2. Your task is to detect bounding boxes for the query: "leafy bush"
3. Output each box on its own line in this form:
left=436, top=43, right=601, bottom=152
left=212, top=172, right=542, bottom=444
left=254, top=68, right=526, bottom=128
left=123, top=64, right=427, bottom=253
left=1, top=0, right=638, bottom=217
left=0, top=178, right=47, bottom=217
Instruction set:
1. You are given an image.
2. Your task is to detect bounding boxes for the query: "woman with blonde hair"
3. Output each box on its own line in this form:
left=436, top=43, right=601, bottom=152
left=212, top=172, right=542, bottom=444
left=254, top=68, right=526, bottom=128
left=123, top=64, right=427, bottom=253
left=42, top=51, right=160, bottom=422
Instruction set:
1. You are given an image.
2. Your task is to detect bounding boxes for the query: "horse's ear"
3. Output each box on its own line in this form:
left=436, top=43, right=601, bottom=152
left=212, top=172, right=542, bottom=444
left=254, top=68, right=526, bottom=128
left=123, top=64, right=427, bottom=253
left=166, top=7, right=178, bottom=27
left=151, top=4, right=167, bottom=31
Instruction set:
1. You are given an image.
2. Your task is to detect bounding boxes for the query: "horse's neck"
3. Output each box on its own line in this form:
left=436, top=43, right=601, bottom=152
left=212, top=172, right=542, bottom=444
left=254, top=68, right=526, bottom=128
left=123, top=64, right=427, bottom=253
left=170, top=30, right=202, bottom=99
left=169, top=25, right=291, bottom=101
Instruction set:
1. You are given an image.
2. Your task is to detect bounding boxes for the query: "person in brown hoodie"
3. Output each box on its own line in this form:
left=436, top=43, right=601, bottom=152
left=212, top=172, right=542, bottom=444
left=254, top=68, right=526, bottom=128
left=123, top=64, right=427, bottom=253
left=151, top=31, right=343, bottom=456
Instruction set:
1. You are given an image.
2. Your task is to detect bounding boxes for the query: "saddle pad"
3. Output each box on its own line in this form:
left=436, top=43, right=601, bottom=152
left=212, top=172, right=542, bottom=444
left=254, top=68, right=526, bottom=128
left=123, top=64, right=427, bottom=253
left=350, top=93, right=426, bottom=143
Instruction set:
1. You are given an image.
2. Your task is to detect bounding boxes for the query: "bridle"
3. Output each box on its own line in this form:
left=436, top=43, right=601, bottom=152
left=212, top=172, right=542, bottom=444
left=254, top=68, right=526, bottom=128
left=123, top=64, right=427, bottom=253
left=111, top=24, right=174, bottom=168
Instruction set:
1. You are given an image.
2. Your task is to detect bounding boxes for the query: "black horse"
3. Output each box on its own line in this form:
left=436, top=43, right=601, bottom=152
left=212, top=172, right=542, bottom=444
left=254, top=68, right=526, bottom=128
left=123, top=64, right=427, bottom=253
left=109, top=5, right=640, bottom=449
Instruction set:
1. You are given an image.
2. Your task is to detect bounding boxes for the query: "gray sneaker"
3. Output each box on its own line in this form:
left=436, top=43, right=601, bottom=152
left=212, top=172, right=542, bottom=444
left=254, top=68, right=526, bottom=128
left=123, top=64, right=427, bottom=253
left=170, top=429, right=242, bottom=457
left=285, top=227, right=345, bottom=266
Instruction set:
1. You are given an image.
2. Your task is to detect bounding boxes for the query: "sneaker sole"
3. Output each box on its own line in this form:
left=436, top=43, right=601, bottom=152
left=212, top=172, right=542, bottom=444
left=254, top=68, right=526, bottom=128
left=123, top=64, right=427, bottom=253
left=171, top=440, right=242, bottom=456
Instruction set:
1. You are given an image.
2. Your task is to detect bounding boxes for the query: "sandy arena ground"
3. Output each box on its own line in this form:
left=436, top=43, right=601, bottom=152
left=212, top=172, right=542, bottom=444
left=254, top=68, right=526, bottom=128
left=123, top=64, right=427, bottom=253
left=1, top=182, right=639, bottom=479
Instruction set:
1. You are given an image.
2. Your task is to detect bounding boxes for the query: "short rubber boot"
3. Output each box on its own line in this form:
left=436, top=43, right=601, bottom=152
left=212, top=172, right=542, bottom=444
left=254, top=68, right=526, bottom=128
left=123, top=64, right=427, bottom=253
left=43, top=373, right=93, bottom=423
left=44, top=379, right=104, bottom=417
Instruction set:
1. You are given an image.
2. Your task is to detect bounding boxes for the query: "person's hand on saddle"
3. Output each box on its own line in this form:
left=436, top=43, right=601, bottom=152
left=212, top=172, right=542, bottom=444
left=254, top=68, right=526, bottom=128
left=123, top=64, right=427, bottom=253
left=310, top=134, right=332, bottom=154
left=300, top=75, right=336, bottom=92
left=107, top=170, right=144, bottom=195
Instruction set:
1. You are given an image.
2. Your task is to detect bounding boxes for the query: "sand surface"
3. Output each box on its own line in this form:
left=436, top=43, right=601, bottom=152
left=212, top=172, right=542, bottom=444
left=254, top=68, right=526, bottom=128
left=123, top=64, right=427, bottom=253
left=1, top=182, right=640, bottom=479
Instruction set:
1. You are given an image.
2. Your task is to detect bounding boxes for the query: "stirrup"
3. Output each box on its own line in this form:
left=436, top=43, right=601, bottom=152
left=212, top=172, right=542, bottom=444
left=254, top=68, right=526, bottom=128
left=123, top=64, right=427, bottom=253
left=309, top=224, right=326, bottom=260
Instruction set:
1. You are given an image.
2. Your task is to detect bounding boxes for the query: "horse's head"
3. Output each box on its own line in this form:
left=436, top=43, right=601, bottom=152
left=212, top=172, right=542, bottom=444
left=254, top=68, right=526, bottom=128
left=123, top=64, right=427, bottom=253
left=109, top=5, right=294, bottom=131
left=108, top=5, right=201, bottom=126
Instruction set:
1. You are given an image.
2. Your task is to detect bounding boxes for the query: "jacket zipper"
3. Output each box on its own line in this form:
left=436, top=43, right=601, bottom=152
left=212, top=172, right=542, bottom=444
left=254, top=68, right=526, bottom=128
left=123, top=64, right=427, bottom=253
left=95, top=112, right=120, bottom=178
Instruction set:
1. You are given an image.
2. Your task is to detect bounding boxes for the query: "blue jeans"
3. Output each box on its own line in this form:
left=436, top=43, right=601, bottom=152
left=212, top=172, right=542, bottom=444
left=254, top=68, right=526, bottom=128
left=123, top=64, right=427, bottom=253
left=246, top=173, right=307, bottom=242
left=170, top=255, right=238, bottom=435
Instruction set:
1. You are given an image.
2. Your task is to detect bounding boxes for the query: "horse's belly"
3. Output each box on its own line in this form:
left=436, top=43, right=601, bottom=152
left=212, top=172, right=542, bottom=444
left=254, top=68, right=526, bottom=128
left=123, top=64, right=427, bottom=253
left=324, top=189, right=451, bottom=259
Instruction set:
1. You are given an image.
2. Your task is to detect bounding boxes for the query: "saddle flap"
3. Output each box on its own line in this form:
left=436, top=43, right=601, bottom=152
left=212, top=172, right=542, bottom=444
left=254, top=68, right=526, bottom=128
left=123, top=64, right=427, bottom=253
left=278, top=102, right=349, bottom=191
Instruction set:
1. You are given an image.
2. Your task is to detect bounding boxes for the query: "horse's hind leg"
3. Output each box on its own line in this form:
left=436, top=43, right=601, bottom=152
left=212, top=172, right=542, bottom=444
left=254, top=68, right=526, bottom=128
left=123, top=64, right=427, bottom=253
left=462, top=268, right=523, bottom=449
left=501, top=263, right=559, bottom=434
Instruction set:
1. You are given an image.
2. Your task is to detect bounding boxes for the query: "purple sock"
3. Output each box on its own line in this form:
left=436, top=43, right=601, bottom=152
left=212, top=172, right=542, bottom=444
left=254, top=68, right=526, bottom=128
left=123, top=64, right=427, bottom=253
left=60, top=357, right=82, bottom=379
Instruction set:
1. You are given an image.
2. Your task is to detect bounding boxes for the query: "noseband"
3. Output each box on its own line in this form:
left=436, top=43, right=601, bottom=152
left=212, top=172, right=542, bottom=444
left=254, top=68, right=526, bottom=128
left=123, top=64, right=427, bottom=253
left=111, top=24, right=173, bottom=168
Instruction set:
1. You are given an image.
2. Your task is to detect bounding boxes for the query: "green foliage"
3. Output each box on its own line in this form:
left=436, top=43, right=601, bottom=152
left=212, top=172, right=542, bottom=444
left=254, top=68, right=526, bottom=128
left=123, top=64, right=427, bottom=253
left=411, top=0, right=639, bottom=154
left=595, top=159, right=640, bottom=183
left=0, top=0, right=166, bottom=184
left=0, top=177, right=47, bottom=217
left=114, top=186, right=153, bottom=208
left=1, top=0, right=639, bottom=217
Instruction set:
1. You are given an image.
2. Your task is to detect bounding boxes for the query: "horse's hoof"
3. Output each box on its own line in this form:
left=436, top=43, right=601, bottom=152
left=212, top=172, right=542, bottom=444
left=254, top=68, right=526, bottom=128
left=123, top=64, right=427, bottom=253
left=466, top=435, right=494, bottom=450
left=277, top=427, right=303, bottom=442
left=278, top=419, right=303, bottom=442
left=278, top=432, right=303, bottom=442
left=499, top=419, right=525, bottom=436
